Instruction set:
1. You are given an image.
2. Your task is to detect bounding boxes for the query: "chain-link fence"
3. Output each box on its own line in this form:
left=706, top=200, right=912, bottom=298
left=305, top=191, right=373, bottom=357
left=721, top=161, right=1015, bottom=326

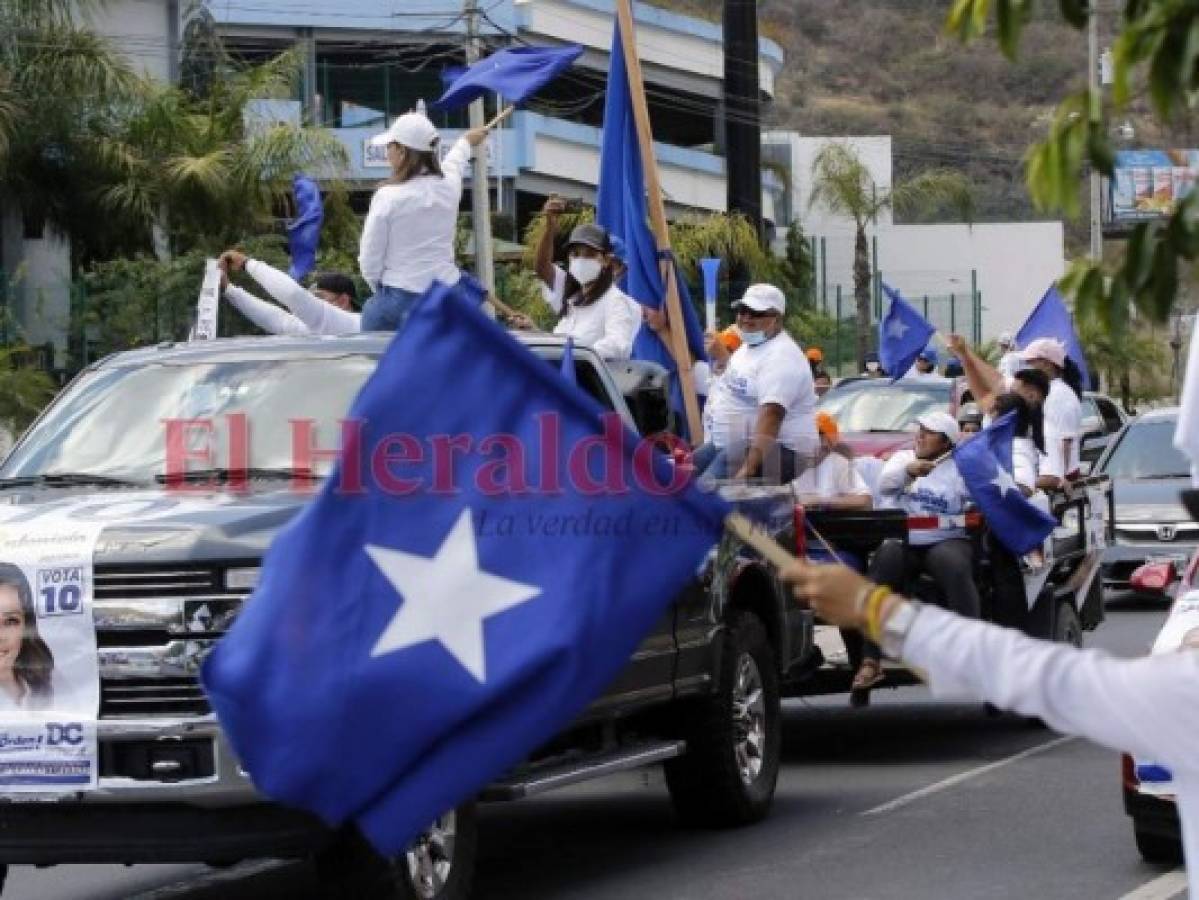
left=809, top=234, right=982, bottom=376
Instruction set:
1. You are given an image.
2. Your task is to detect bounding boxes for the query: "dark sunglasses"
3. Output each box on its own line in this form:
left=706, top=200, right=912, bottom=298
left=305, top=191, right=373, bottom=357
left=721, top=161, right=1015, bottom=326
left=734, top=306, right=774, bottom=319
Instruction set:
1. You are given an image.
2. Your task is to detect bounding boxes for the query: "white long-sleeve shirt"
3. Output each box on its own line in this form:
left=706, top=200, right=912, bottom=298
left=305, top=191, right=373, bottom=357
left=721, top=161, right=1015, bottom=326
left=902, top=603, right=1199, bottom=897
left=358, top=138, right=472, bottom=293
left=224, top=260, right=361, bottom=336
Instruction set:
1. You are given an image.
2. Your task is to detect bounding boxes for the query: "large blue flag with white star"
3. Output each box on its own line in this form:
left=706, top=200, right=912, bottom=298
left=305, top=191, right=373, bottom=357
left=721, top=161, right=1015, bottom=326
left=953, top=411, right=1057, bottom=555
left=433, top=45, right=584, bottom=110
left=201, top=281, right=730, bottom=854
left=879, top=283, right=936, bottom=382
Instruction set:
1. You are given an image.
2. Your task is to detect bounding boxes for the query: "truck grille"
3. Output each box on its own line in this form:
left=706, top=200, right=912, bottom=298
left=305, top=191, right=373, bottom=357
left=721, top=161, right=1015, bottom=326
left=94, top=564, right=248, bottom=719
left=100, top=677, right=211, bottom=717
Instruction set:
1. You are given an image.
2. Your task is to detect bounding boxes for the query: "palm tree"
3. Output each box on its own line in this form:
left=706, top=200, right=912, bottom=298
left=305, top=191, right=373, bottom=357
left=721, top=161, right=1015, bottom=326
left=808, top=143, right=975, bottom=368
left=93, top=50, right=349, bottom=260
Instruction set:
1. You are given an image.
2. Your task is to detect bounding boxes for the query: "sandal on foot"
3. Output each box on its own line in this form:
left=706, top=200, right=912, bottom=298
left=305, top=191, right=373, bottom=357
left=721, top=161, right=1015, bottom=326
left=851, top=659, right=884, bottom=691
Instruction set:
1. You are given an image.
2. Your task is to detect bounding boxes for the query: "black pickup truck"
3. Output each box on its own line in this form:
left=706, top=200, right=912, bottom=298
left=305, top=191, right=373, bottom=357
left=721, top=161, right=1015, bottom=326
left=0, top=333, right=828, bottom=900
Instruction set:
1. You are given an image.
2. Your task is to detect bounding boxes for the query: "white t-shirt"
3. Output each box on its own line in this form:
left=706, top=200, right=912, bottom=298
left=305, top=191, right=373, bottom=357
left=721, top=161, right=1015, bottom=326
left=877, top=448, right=971, bottom=546
left=792, top=452, right=871, bottom=500
left=358, top=138, right=471, bottom=293
left=1013, top=435, right=1040, bottom=492
left=705, top=332, right=818, bottom=454
left=1042, top=378, right=1082, bottom=479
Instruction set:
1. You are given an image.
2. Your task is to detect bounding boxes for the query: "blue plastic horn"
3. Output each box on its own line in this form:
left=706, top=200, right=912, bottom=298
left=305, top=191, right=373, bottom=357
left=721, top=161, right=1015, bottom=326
left=699, top=257, right=722, bottom=330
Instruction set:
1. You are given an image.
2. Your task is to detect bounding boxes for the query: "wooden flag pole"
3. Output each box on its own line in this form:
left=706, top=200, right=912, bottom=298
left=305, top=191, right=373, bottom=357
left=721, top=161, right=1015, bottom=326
left=614, top=0, right=704, bottom=444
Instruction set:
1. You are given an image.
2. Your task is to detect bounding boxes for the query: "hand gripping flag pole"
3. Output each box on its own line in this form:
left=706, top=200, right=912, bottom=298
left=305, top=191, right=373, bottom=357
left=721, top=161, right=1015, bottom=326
left=613, top=0, right=703, bottom=443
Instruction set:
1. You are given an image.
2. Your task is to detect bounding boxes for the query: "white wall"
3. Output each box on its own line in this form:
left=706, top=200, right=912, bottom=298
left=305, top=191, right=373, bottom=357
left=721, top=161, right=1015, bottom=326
left=879, top=222, right=1065, bottom=341
left=85, top=0, right=174, bottom=81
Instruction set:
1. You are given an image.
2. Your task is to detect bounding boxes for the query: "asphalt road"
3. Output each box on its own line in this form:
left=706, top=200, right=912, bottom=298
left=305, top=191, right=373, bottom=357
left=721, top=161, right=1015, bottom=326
left=3, top=596, right=1179, bottom=900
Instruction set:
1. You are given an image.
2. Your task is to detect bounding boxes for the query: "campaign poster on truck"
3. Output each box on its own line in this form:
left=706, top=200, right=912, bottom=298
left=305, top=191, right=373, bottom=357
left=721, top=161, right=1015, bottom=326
left=1110, top=149, right=1199, bottom=223
left=0, top=514, right=104, bottom=792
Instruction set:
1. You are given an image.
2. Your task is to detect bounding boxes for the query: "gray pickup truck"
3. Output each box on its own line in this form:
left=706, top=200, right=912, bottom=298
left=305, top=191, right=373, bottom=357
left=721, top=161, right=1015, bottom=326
left=0, top=333, right=822, bottom=899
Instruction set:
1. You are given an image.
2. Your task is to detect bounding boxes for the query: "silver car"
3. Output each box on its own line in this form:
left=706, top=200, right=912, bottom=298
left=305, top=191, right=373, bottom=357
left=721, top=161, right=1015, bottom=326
left=1096, top=408, right=1199, bottom=592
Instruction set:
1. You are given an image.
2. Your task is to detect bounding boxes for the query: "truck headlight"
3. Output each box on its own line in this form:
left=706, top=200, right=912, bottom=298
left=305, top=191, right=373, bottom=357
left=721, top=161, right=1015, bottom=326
left=224, top=567, right=261, bottom=592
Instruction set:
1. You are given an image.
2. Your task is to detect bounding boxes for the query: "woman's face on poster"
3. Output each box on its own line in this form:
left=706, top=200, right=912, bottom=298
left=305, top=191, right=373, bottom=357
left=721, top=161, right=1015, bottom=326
left=0, top=585, right=24, bottom=674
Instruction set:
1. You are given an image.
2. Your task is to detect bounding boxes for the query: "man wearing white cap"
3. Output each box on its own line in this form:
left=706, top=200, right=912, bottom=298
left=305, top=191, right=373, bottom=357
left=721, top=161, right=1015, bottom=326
left=848, top=411, right=976, bottom=696
left=697, top=284, right=817, bottom=482
left=996, top=331, right=1023, bottom=378
left=358, top=112, right=488, bottom=331
left=1022, top=337, right=1082, bottom=488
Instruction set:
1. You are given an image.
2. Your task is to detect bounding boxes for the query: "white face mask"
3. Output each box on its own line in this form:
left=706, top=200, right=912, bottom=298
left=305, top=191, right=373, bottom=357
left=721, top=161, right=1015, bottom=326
left=569, top=257, right=603, bottom=285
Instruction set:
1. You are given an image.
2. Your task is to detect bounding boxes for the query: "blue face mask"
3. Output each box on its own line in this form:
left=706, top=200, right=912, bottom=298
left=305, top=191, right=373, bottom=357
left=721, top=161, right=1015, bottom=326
left=741, top=329, right=767, bottom=347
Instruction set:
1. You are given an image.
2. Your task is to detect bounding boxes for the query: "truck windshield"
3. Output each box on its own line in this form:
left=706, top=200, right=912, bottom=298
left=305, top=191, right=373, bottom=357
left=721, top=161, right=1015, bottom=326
left=818, top=380, right=952, bottom=432
left=0, top=356, right=377, bottom=483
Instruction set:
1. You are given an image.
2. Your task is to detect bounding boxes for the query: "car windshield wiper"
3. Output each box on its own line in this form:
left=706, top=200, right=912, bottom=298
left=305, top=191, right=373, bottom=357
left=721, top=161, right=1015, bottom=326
left=155, top=467, right=319, bottom=484
left=0, top=472, right=145, bottom=490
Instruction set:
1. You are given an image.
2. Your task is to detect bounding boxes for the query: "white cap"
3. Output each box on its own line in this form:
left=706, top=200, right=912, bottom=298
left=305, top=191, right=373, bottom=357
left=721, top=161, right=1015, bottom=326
left=998, top=331, right=1014, bottom=347
left=734, top=284, right=786, bottom=315
left=1022, top=336, right=1067, bottom=368
left=916, top=411, right=961, bottom=445
left=369, top=112, right=439, bottom=152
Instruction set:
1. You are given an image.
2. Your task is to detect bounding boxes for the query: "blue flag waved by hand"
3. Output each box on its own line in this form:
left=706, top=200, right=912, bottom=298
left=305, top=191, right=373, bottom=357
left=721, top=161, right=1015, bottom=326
left=434, top=45, right=584, bottom=110
left=953, top=411, right=1057, bottom=555
left=286, top=174, right=323, bottom=282
left=879, top=283, right=936, bottom=382
left=201, top=281, right=730, bottom=854
left=1016, top=285, right=1091, bottom=389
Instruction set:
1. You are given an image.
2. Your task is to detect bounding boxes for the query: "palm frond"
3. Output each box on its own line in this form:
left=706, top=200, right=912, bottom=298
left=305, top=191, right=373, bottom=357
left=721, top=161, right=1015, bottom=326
left=163, top=148, right=234, bottom=196
left=808, top=143, right=880, bottom=225
left=889, top=170, right=975, bottom=223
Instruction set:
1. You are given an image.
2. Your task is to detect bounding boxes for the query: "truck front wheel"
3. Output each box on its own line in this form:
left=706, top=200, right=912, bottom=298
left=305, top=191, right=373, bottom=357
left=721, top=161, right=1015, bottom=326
left=314, top=804, right=477, bottom=900
left=665, top=609, right=781, bottom=827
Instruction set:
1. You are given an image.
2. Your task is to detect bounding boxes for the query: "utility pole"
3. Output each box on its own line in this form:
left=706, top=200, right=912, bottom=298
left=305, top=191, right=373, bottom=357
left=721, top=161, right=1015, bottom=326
left=464, top=0, right=496, bottom=297
left=1088, top=5, right=1102, bottom=262
left=723, top=0, right=762, bottom=241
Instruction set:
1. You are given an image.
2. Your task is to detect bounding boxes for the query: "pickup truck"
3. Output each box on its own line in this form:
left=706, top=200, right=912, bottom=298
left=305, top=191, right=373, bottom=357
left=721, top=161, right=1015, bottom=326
left=0, top=332, right=821, bottom=900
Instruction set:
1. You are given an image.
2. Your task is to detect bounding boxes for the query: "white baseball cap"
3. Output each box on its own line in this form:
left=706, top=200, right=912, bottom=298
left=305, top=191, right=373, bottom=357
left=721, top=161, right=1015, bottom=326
left=1021, top=337, right=1067, bottom=368
left=916, top=410, right=961, bottom=445
left=369, top=112, right=440, bottom=152
left=733, top=284, right=786, bottom=315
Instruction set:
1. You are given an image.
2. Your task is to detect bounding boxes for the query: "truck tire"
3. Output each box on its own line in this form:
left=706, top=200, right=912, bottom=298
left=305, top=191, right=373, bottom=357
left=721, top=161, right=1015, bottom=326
left=665, top=609, right=780, bottom=827
left=314, top=804, right=477, bottom=900
left=1134, top=825, right=1183, bottom=865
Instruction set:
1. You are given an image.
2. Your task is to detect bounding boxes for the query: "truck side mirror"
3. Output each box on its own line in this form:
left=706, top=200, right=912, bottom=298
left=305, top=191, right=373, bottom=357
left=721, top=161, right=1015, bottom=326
left=608, top=360, right=672, bottom=437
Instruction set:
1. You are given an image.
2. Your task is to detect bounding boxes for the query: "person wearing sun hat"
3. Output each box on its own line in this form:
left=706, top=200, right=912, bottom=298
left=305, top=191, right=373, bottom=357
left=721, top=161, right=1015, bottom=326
left=697, top=283, right=818, bottom=483
left=848, top=409, right=977, bottom=699
left=358, top=110, right=489, bottom=331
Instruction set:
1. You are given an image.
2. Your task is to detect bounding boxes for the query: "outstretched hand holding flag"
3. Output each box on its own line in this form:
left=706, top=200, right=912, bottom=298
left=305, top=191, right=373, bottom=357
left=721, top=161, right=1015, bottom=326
left=879, top=283, right=936, bottom=382
left=954, top=411, right=1057, bottom=555
left=201, top=281, right=730, bottom=854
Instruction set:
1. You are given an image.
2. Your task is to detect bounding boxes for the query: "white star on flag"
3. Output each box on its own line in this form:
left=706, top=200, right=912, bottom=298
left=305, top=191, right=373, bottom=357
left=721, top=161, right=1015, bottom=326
left=365, top=508, right=541, bottom=683
left=886, top=318, right=910, bottom=340
left=990, top=464, right=1018, bottom=498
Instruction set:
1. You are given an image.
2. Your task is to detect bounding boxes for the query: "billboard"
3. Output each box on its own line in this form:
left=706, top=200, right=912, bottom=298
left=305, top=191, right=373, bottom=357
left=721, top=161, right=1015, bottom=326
left=1110, top=149, right=1199, bottom=223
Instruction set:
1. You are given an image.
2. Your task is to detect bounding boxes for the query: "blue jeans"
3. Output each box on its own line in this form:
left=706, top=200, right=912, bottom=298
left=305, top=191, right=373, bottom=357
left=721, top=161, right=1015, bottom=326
left=361, top=285, right=422, bottom=332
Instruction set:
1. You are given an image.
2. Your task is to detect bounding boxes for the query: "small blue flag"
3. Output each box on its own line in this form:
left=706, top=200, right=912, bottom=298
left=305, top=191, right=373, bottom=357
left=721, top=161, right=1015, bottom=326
left=560, top=336, right=577, bottom=385
left=879, top=283, right=936, bottom=382
left=201, top=280, right=730, bottom=854
left=286, top=174, right=323, bottom=282
left=434, top=45, right=584, bottom=110
left=597, top=22, right=706, bottom=436
left=1016, top=285, right=1092, bottom=389
left=953, top=411, right=1057, bottom=555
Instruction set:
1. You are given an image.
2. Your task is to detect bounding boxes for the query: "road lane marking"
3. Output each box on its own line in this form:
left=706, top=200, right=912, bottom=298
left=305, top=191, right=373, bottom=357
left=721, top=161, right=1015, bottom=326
left=862, top=735, right=1076, bottom=816
left=1118, top=869, right=1188, bottom=900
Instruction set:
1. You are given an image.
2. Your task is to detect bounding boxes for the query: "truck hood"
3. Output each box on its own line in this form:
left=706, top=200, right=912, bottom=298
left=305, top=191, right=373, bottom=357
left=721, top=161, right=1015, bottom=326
left=0, top=486, right=310, bottom=566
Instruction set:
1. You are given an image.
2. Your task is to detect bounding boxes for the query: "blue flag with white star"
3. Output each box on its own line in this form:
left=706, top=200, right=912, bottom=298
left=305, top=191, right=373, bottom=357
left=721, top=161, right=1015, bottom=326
left=953, top=411, right=1057, bottom=555
left=200, top=281, right=730, bottom=854
left=879, top=283, right=936, bottom=382
left=1016, top=285, right=1092, bottom=390
left=433, top=45, right=584, bottom=110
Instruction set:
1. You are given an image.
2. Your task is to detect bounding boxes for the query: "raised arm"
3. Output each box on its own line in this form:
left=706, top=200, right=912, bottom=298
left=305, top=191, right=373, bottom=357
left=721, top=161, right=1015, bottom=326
left=245, top=259, right=360, bottom=334
left=535, top=196, right=565, bottom=289
left=223, top=285, right=309, bottom=336
left=946, top=333, right=1006, bottom=414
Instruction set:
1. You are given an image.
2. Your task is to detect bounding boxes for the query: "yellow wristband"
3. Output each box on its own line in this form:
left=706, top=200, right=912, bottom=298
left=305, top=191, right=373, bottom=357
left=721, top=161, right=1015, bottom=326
left=862, top=586, right=891, bottom=642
